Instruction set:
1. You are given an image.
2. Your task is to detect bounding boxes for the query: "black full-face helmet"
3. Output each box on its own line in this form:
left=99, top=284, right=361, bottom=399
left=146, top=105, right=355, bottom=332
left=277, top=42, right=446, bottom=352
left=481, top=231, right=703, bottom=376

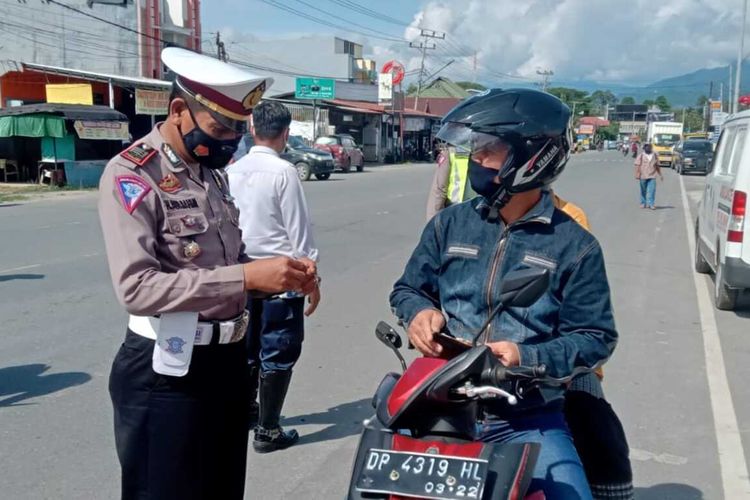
left=436, top=88, right=572, bottom=207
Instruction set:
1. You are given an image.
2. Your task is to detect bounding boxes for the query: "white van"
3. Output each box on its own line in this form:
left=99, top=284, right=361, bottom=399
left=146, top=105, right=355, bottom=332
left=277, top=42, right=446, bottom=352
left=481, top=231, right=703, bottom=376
left=695, top=111, right=750, bottom=310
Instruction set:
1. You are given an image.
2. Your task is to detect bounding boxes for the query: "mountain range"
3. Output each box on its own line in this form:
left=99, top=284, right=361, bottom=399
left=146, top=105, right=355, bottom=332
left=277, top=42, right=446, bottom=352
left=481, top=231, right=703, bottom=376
left=551, top=62, right=750, bottom=108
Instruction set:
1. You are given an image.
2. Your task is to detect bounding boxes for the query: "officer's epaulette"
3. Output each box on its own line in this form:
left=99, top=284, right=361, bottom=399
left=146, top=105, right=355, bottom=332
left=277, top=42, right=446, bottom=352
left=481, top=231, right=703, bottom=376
left=120, top=142, right=157, bottom=167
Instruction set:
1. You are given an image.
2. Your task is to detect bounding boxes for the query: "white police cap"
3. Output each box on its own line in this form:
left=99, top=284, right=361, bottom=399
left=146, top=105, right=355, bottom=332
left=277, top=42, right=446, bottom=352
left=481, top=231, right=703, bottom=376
left=162, top=47, right=273, bottom=125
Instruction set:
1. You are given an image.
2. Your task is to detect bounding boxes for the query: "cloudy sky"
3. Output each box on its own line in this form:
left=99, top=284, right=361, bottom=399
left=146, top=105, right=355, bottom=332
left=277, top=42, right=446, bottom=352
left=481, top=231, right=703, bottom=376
left=204, top=0, right=746, bottom=86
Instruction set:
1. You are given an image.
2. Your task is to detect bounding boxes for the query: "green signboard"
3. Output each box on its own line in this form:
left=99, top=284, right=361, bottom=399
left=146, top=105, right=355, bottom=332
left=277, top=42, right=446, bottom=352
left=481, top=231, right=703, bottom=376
left=295, top=77, right=335, bottom=99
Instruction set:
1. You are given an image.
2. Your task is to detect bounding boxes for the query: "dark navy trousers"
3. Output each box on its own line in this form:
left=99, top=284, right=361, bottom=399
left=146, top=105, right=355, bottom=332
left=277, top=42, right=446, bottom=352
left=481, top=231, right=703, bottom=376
left=247, top=296, right=305, bottom=373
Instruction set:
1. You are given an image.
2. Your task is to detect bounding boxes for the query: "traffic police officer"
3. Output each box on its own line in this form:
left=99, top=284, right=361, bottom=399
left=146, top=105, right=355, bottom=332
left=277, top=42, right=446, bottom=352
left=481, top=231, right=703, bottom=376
left=98, top=48, right=317, bottom=500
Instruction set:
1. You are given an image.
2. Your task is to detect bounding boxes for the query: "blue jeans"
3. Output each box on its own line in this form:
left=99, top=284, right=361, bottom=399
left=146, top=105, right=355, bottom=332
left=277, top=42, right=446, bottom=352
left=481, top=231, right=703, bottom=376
left=247, top=296, right=305, bottom=372
left=639, top=178, right=656, bottom=207
left=478, top=411, right=592, bottom=499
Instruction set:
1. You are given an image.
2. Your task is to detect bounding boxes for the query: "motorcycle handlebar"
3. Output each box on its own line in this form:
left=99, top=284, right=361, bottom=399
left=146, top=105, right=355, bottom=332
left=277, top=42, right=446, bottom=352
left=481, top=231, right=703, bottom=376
left=485, top=363, right=598, bottom=387
left=487, top=365, right=548, bottom=385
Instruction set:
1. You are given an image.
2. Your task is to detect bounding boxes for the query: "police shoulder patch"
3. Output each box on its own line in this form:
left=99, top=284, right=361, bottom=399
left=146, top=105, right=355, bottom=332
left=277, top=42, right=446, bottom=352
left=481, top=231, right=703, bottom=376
left=120, top=143, right=157, bottom=167
left=115, top=175, right=152, bottom=214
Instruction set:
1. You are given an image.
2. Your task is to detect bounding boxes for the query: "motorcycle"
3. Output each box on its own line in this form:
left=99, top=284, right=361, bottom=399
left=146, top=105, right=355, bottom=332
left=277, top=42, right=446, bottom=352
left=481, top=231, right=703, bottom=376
left=346, top=267, right=588, bottom=500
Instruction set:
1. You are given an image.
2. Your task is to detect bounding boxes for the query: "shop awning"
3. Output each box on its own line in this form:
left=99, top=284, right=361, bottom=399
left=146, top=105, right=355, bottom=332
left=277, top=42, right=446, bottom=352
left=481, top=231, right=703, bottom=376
left=0, top=103, right=128, bottom=138
left=0, top=113, right=66, bottom=138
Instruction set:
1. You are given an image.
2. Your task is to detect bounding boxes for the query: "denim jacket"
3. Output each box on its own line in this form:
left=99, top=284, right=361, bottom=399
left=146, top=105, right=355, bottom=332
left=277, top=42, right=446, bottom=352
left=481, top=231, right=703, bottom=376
left=390, top=191, right=618, bottom=413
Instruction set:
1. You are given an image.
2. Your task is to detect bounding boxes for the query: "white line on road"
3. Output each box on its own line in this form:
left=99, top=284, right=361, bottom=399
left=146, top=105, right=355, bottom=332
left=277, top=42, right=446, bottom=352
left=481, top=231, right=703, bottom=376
left=0, top=252, right=102, bottom=275
left=679, top=176, right=750, bottom=497
left=0, top=263, right=43, bottom=274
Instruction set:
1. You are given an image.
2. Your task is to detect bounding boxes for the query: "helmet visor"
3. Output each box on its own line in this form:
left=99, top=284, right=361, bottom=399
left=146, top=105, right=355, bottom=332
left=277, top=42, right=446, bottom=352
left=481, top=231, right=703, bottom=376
left=435, top=122, right=509, bottom=156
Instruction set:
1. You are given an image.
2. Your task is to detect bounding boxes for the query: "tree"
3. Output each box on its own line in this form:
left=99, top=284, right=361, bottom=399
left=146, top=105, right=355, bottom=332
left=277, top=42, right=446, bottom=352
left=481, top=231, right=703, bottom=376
left=655, top=95, right=671, bottom=112
left=677, top=107, right=704, bottom=133
left=406, top=83, right=418, bottom=95
left=643, top=99, right=655, bottom=107
left=696, top=95, right=709, bottom=107
left=547, top=87, right=593, bottom=116
left=455, top=81, right=487, bottom=91
left=590, top=90, right=618, bottom=114
left=596, top=122, right=620, bottom=141
left=621, top=96, right=635, bottom=105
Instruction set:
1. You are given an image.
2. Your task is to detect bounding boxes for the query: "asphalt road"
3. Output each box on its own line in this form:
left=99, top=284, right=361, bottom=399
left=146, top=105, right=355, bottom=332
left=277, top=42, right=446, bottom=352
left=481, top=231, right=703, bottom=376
left=0, top=152, right=748, bottom=499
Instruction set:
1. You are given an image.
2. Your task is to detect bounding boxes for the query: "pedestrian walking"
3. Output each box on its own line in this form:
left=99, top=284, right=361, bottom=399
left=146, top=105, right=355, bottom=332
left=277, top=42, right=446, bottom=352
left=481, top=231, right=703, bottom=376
left=630, top=141, right=639, bottom=158
left=634, top=143, right=663, bottom=210
left=98, top=48, right=317, bottom=500
left=227, top=100, right=321, bottom=453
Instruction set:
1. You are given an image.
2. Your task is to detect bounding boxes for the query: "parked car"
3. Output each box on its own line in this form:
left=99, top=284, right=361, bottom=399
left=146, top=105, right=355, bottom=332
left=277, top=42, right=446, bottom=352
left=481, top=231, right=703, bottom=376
left=284, top=135, right=335, bottom=180
left=695, top=111, right=750, bottom=310
left=314, top=134, right=365, bottom=173
left=230, top=134, right=335, bottom=181
left=671, top=140, right=714, bottom=175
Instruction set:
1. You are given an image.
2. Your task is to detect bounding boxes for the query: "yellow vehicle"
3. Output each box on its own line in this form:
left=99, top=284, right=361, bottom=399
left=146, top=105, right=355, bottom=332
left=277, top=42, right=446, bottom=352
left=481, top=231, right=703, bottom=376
left=684, top=132, right=709, bottom=140
left=647, top=121, right=684, bottom=166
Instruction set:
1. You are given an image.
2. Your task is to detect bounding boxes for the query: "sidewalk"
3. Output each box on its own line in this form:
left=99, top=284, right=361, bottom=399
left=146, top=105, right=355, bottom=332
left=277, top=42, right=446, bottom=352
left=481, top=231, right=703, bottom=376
left=0, top=183, right=95, bottom=204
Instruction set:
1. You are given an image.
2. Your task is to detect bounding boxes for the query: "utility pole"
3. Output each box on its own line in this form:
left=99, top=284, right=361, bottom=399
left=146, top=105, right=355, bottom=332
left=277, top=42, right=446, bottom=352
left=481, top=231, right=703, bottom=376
left=215, top=31, right=228, bottom=62
left=536, top=69, right=554, bottom=92
left=410, top=29, right=444, bottom=110
left=472, top=51, right=478, bottom=84
left=734, top=0, right=748, bottom=114
left=729, top=63, right=733, bottom=113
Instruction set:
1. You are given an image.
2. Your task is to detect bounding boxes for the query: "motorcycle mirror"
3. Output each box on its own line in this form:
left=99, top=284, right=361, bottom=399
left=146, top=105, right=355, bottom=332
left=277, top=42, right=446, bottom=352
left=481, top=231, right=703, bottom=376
left=376, top=321, right=403, bottom=349
left=498, top=268, right=550, bottom=308
left=375, top=321, right=407, bottom=372
left=471, top=267, right=550, bottom=345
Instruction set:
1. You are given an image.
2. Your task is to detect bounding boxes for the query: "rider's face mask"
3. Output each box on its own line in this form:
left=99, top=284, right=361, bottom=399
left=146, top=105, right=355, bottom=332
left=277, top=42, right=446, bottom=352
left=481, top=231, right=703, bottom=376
left=436, top=122, right=512, bottom=205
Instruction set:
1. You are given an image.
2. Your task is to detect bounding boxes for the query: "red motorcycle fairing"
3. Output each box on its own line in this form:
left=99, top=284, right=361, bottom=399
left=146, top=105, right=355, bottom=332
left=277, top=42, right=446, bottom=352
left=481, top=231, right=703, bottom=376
left=347, top=427, right=540, bottom=500
left=386, top=357, right=448, bottom=419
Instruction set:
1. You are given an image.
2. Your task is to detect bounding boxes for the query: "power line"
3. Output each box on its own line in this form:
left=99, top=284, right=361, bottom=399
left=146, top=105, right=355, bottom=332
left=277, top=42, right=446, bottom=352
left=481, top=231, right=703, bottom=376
left=260, top=0, right=406, bottom=43
left=325, top=0, right=413, bottom=27
left=289, top=0, right=407, bottom=42
left=44, top=0, right=163, bottom=43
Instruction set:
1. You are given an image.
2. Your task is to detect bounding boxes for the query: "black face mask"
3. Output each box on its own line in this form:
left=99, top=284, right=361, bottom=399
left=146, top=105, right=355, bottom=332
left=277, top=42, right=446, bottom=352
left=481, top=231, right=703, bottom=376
left=468, top=158, right=503, bottom=200
left=181, top=110, right=241, bottom=170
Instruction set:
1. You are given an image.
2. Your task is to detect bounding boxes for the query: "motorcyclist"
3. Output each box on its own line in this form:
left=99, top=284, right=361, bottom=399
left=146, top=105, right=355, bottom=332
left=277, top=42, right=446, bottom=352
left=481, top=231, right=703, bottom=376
left=390, top=89, right=618, bottom=499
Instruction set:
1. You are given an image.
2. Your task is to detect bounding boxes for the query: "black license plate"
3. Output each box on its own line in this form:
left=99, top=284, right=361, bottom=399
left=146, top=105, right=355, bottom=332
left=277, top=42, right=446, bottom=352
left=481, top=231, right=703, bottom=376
left=356, top=449, right=487, bottom=499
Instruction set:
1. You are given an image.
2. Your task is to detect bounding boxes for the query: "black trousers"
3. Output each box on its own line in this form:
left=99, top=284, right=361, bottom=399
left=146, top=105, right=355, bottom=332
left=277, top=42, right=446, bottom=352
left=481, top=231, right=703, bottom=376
left=564, top=391, right=634, bottom=499
left=110, top=330, right=251, bottom=500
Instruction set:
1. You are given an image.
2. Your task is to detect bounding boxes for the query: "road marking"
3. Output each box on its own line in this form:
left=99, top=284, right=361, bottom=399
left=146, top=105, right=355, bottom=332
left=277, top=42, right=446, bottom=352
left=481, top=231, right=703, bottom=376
left=0, top=264, right=42, bottom=274
left=0, top=252, right=102, bottom=275
left=630, top=448, right=688, bottom=466
left=679, top=175, right=750, bottom=497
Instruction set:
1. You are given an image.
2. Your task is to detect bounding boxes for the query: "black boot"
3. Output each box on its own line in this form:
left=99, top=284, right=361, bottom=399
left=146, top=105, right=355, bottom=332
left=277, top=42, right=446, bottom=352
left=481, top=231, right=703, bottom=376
left=248, top=364, right=260, bottom=429
left=253, top=370, right=299, bottom=453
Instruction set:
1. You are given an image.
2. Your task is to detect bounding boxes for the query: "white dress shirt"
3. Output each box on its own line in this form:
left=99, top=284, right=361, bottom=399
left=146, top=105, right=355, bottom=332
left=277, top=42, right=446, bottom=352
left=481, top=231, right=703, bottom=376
left=227, top=145, right=319, bottom=262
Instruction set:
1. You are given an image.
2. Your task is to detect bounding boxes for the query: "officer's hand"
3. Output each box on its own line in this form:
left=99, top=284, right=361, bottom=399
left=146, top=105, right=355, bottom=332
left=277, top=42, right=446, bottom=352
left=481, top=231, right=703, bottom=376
left=242, top=257, right=310, bottom=293
left=305, top=285, right=321, bottom=316
left=408, top=309, right=444, bottom=358
left=298, top=257, right=317, bottom=275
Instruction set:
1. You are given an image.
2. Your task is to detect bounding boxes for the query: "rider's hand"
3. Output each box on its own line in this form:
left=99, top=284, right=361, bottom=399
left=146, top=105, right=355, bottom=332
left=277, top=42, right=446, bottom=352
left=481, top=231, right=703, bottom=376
left=487, top=341, right=520, bottom=367
left=407, top=309, right=445, bottom=357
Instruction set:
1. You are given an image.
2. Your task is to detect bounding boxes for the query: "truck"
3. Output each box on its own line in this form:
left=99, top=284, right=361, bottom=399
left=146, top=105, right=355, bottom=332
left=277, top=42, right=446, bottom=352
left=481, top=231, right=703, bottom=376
left=646, top=121, right=684, bottom=166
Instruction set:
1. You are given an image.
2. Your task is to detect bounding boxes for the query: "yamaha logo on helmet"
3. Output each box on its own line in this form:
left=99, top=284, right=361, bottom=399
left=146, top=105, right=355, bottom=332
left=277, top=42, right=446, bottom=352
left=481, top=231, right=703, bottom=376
left=513, top=141, right=560, bottom=187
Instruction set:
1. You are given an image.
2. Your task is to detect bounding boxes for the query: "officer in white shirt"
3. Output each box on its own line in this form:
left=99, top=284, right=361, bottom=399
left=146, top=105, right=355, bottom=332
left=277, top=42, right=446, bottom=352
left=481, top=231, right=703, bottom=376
left=228, top=100, right=321, bottom=453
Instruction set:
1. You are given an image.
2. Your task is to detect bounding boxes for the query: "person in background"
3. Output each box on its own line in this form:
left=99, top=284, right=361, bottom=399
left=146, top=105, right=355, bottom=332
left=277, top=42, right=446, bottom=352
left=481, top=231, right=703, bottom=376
left=634, top=143, right=663, bottom=210
left=227, top=100, right=321, bottom=454
left=425, top=144, right=450, bottom=220
left=630, top=141, right=639, bottom=158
